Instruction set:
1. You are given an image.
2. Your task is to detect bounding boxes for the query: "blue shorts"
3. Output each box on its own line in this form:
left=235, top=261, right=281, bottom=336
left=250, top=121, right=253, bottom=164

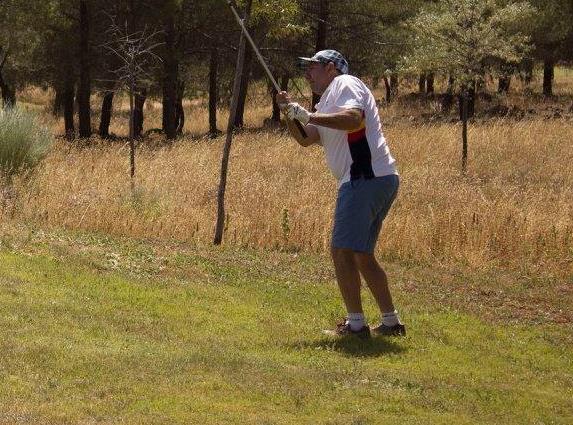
left=332, top=174, right=399, bottom=254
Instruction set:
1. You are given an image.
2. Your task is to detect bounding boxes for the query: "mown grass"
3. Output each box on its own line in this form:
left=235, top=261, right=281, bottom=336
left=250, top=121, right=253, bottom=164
left=0, top=228, right=571, bottom=424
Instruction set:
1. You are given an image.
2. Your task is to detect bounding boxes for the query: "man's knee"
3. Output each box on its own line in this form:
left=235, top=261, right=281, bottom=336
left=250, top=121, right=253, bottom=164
left=354, top=252, right=379, bottom=272
left=331, top=247, right=355, bottom=266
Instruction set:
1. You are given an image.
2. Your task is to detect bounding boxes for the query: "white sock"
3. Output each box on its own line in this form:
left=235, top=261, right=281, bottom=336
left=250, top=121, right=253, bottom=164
left=347, top=313, right=366, bottom=331
left=382, top=310, right=401, bottom=327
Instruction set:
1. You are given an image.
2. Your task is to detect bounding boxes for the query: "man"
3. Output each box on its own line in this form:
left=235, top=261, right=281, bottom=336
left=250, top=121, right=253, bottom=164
left=276, top=50, right=405, bottom=338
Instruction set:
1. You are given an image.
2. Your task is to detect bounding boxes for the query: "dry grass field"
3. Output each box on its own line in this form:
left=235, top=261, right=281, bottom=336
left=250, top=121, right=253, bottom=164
left=2, top=71, right=573, bottom=278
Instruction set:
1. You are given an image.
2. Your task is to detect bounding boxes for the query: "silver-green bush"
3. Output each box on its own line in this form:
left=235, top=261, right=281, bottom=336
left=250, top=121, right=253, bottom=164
left=0, top=107, right=53, bottom=179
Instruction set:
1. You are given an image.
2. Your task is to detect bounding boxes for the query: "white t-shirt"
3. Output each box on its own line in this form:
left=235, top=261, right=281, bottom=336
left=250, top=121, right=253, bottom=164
left=312, top=75, right=397, bottom=186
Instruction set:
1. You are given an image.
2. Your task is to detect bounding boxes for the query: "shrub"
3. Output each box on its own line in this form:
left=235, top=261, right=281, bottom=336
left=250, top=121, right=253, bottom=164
left=0, top=107, right=53, bottom=180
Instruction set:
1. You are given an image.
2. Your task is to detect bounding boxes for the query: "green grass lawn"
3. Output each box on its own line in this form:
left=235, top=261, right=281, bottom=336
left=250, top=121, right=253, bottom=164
left=0, top=228, right=571, bottom=424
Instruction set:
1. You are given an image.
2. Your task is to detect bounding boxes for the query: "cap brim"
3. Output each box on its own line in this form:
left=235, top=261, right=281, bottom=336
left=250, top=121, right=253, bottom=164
left=296, top=57, right=320, bottom=70
left=297, top=56, right=319, bottom=62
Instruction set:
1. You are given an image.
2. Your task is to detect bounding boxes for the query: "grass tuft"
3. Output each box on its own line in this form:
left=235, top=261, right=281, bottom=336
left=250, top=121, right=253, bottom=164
left=0, top=107, right=53, bottom=180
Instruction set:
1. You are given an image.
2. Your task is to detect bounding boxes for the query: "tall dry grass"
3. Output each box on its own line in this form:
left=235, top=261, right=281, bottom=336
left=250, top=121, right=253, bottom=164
left=4, top=70, right=573, bottom=275
left=2, top=104, right=572, bottom=276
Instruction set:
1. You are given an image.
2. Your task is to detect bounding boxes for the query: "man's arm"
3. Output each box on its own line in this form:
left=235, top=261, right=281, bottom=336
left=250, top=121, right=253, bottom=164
left=283, top=101, right=363, bottom=132
left=283, top=107, right=362, bottom=146
left=308, top=108, right=362, bottom=131
left=284, top=117, right=320, bottom=147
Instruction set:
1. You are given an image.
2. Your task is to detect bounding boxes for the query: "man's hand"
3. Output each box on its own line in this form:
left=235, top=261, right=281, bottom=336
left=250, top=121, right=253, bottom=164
left=285, top=102, right=311, bottom=125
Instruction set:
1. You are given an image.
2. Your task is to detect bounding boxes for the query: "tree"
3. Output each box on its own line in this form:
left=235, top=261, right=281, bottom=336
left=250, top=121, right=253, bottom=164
left=297, top=0, right=427, bottom=102
left=0, top=0, right=46, bottom=108
left=0, top=46, right=16, bottom=108
left=179, top=0, right=237, bottom=137
left=528, top=0, right=573, bottom=96
left=162, top=10, right=179, bottom=139
left=232, top=0, right=304, bottom=127
left=78, top=0, right=92, bottom=138
left=214, top=0, right=252, bottom=246
left=38, top=0, right=79, bottom=139
left=101, top=16, right=163, bottom=183
left=406, top=0, right=533, bottom=172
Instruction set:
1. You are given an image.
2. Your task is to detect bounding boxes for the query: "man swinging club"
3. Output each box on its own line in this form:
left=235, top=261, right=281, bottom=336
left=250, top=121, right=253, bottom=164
left=277, top=50, right=405, bottom=338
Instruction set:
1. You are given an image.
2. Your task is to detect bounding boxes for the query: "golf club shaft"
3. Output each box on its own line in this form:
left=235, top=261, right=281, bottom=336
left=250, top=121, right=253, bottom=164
left=226, top=0, right=308, bottom=138
left=227, top=0, right=280, bottom=91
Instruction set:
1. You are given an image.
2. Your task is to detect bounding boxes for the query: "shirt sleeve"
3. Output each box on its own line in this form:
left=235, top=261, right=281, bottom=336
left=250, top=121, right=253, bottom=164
left=333, top=78, right=364, bottom=110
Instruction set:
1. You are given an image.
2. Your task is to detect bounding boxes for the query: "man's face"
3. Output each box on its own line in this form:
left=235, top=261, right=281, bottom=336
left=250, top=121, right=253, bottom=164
left=304, top=61, right=335, bottom=95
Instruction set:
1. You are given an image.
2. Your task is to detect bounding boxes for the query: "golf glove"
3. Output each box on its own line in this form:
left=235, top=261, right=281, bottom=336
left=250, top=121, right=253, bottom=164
left=285, top=102, right=311, bottom=125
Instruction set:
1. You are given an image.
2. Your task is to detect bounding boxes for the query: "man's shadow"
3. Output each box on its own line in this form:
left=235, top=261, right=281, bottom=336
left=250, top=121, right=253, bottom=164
left=288, top=336, right=406, bottom=358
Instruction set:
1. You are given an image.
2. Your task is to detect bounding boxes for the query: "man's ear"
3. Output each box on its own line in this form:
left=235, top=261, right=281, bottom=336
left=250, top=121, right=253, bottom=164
left=327, top=62, right=337, bottom=75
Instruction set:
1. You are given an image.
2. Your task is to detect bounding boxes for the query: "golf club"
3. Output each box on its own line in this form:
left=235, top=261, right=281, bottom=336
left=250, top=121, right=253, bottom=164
left=226, top=0, right=308, bottom=137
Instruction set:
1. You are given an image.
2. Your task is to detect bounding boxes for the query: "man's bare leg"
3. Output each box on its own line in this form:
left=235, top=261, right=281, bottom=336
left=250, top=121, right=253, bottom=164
left=354, top=252, right=395, bottom=313
left=354, top=252, right=405, bottom=335
left=331, top=248, right=363, bottom=313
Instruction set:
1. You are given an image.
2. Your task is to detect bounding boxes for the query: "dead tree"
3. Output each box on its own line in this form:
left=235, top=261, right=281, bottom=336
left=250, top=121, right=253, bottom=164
left=214, top=0, right=251, bottom=245
left=100, top=17, right=163, bottom=184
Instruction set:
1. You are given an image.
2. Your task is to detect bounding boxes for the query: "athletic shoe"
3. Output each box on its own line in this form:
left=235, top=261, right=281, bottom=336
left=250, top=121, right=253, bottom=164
left=322, top=318, right=371, bottom=339
left=371, top=323, right=406, bottom=336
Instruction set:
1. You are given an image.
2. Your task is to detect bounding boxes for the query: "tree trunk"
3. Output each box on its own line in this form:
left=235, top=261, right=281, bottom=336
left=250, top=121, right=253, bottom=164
left=543, top=59, right=554, bottom=96
left=214, top=0, right=251, bottom=245
left=0, top=48, right=15, bottom=108
left=468, top=83, right=476, bottom=118
left=134, top=87, right=146, bottom=138
left=426, top=73, right=435, bottom=94
left=442, top=75, right=455, bottom=113
left=209, top=47, right=219, bottom=137
left=78, top=0, right=91, bottom=138
left=99, top=90, right=114, bottom=139
left=0, top=60, right=15, bottom=108
left=271, top=74, right=289, bottom=123
left=461, top=92, right=468, bottom=174
left=271, top=85, right=280, bottom=123
left=53, top=86, right=64, bottom=116
left=390, top=74, right=399, bottom=98
left=311, top=0, right=329, bottom=110
left=383, top=76, right=392, bottom=102
left=162, top=14, right=178, bottom=140
left=129, top=88, right=135, bottom=188
left=234, top=45, right=253, bottom=129
left=64, top=77, right=75, bottom=140
left=523, top=58, right=533, bottom=86
left=498, top=75, right=511, bottom=94
left=280, top=75, right=289, bottom=92
left=0, top=75, right=15, bottom=108
left=176, top=81, right=184, bottom=134
left=458, top=86, right=475, bottom=120
left=418, top=73, right=426, bottom=93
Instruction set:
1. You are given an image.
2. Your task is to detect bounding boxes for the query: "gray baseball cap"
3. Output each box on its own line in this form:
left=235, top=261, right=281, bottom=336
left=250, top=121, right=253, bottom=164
left=297, top=49, right=349, bottom=75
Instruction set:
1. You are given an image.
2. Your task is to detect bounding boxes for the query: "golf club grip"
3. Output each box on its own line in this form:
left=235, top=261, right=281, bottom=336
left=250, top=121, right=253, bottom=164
left=294, top=119, right=308, bottom=138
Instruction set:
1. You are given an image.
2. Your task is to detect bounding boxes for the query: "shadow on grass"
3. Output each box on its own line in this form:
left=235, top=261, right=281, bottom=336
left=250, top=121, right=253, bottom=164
left=288, top=336, right=407, bottom=358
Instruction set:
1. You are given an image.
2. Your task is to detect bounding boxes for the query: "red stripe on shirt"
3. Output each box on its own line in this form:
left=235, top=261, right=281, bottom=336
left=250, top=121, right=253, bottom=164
left=348, top=127, right=366, bottom=144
